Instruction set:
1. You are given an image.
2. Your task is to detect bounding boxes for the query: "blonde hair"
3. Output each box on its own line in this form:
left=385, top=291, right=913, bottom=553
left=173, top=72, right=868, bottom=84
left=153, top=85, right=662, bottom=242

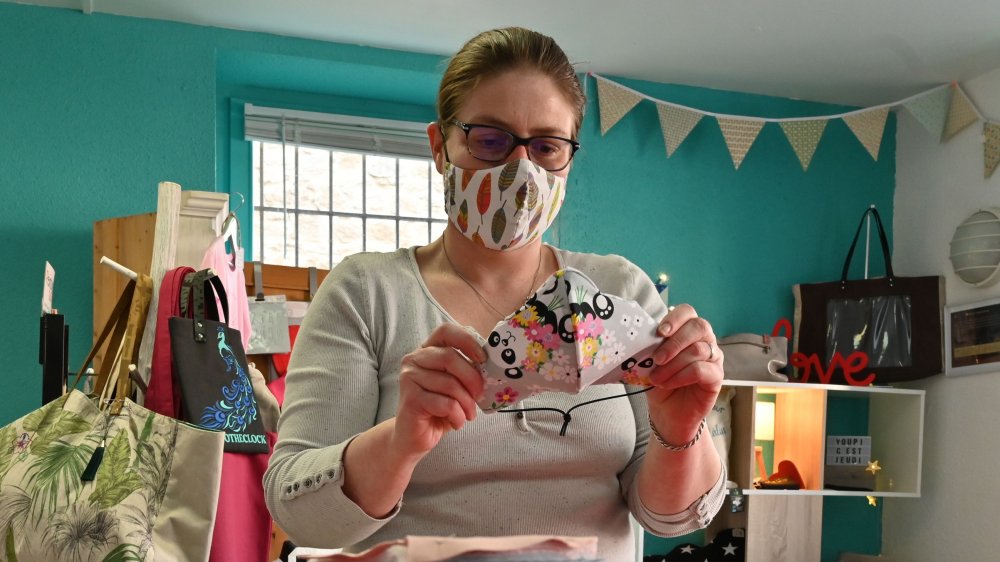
left=437, top=27, right=586, bottom=137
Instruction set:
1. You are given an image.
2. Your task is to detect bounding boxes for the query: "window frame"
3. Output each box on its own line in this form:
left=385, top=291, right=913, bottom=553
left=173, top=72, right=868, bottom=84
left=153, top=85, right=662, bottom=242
left=249, top=140, right=448, bottom=268
left=226, top=98, right=444, bottom=267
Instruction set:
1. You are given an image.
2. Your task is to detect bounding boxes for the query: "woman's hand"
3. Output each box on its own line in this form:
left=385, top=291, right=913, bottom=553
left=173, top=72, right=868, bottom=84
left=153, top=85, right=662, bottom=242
left=646, top=304, right=724, bottom=446
left=393, top=323, right=487, bottom=458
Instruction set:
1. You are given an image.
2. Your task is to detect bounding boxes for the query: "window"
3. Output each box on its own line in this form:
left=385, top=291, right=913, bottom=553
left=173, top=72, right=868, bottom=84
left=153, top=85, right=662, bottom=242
left=246, top=104, right=447, bottom=268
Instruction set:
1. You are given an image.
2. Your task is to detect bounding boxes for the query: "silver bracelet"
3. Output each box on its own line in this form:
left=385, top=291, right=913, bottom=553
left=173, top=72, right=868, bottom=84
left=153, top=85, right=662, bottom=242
left=648, top=416, right=706, bottom=451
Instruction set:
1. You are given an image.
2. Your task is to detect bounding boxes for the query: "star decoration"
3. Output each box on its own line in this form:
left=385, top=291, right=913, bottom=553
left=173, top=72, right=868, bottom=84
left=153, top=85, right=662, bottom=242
left=680, top=545, right=695, bottom=554
left=723, top=543, right=738, bottom=556
left=867, top=495, right=878, bottom=507
left=866, top=460, right=882, bottom=475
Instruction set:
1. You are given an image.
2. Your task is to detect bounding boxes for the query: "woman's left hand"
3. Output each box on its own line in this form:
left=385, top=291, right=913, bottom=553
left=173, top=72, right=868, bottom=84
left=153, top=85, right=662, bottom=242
left=646, top=304, right=724, bottom=445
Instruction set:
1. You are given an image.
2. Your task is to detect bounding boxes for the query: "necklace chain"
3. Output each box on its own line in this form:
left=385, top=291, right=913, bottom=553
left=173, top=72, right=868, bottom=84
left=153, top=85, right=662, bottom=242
left=442, top=238, right=543, bottom=320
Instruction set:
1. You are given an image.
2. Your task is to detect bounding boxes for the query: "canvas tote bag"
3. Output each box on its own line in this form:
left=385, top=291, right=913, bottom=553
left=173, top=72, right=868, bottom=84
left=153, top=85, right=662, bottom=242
left=0, top=275, right=224, bottom=561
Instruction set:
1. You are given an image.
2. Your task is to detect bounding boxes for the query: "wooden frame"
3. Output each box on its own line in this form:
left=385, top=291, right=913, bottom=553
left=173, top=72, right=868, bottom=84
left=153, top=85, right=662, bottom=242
left=944, top=296, right=1000, bottom=377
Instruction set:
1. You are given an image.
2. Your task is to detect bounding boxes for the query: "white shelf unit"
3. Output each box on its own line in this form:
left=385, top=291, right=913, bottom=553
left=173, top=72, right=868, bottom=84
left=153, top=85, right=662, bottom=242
left=706, top=380, right=925, bottom=562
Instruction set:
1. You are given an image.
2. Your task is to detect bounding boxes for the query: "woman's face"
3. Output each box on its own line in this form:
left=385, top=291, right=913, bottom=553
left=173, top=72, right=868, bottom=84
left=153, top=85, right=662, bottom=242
left=432, top=67, right=578, bottom=178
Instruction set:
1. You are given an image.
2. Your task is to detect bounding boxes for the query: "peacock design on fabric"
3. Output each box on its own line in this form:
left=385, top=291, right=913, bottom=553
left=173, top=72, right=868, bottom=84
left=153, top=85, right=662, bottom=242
left=199, top=326, right=258, bottom=432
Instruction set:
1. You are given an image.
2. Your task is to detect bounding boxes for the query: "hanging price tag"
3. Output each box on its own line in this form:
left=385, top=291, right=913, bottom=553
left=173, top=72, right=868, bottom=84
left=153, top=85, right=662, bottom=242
left=41, top=261, right=55, bottom=315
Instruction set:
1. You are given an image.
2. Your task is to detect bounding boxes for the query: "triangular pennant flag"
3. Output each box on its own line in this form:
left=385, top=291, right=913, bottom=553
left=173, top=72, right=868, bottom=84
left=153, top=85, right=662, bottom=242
left=943, top=83, right=980, bottom=141
left=986, top=122, right=1000, bottom=179
left=779, top=119, right=828, bottom=171
left=843, top=107, right=890, bottom=161
left=902, top=86, right=952, bottom=138
left=656, top=103, right=703, bottom=157
left=595, top=76, right=643, bottom=135
left=717, top=117, right=765, bottom=170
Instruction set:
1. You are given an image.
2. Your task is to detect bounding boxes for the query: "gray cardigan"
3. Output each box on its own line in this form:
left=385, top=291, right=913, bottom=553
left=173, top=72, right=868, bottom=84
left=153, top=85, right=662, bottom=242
left=264, top=246, right=725, bottom=561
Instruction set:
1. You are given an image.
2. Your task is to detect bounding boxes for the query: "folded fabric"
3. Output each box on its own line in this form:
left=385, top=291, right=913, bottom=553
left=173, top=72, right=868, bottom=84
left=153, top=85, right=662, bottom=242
left=479, top=268, right=662, bottom=412
left=717, top=333, right=789, bottom=382
left=657, top=528, right=745, bottom=562
left=292, top=535, right=600, bottom=561
left=699, top=528, right=745, bottom=562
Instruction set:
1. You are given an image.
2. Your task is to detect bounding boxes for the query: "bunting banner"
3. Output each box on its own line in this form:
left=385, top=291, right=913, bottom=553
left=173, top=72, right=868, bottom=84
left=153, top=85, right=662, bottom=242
left=588, top=73, right=993, bottom=175
left=656, top=103, right=703, bottom=157
left=595, top=75, right=643, bottom=135
left=843, top=107, right=890, bottom=161
left=901, top=85, right=951, bottom=138
left=943, top=83, right=980, bottom=141
left=779, top=120, right=828, bottom=171
left=986, top=122, right=1000, bottom=179
left=717, top=117, right=765, bottom=169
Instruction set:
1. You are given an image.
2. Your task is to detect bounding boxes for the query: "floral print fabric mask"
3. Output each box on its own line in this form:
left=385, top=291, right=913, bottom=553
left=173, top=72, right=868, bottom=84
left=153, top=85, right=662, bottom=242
left=479, top=268, right=662, bottom=412
left=444, top=159, right=566, bottom=251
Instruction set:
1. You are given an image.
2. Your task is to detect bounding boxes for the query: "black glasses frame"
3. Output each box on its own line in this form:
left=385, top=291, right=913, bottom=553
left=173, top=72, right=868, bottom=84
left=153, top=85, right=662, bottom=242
left=449, top=119, right=580, bottom=172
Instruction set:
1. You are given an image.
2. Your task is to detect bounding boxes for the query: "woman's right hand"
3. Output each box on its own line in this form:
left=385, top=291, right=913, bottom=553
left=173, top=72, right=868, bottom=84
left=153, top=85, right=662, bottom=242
left=393, top=323, right=486, bottom=457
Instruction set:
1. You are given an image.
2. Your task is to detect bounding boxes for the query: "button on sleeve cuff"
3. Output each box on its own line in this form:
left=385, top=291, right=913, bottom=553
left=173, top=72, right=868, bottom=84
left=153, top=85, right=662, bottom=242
left=265, top=435, right=401, bottom=548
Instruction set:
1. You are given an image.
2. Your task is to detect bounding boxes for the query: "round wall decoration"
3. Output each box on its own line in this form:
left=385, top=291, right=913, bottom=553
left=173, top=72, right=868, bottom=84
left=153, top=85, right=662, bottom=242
left=949, top=208, right=1000, bottom=287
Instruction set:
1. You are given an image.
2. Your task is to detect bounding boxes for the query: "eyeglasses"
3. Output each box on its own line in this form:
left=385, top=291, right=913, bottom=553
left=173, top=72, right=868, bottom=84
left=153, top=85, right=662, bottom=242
left=448, top=119, right=580, bottom=172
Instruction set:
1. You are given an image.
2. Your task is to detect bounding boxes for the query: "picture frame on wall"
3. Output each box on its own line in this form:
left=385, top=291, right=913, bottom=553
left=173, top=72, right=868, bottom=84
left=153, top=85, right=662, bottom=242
left=944, top=296, right=1000, bottom=376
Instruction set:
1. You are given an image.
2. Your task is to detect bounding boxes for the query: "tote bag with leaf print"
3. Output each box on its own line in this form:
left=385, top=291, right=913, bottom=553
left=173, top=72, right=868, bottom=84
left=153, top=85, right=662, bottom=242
left=0, top=275, right=224, bottom=562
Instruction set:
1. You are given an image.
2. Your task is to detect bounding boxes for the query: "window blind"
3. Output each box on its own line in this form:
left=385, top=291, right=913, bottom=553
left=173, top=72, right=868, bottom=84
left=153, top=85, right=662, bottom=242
left=244, top=103, right=431, bottom=159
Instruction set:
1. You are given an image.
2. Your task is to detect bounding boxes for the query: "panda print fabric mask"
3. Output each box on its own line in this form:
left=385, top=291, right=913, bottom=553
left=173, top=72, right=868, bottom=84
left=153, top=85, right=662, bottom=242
left=478, top=268, right=663, bottom=413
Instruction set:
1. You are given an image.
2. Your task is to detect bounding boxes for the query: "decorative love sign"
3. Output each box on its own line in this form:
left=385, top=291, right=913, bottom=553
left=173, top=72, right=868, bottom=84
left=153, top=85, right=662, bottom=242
left=790, top=351, right=876, bottom=386
left=772, top=318, right=876, bottom=386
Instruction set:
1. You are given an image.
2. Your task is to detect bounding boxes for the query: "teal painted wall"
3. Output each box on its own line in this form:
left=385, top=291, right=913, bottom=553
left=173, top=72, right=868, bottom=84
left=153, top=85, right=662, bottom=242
left=596, top=78, right=894, bottom=560
left=0, top=5, right=219, bottom=426
left=0, top=4, right=894, bottom=559
left=564, top=75, right=895, bottom=337
left=0, top=3, right=444, bottom=427
left=822, top=395, right=882, bottom=560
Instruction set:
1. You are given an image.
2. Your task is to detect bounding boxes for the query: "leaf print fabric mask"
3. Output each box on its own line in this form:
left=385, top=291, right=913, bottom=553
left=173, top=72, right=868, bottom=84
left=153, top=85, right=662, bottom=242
left=443, top=159, right=566, bottom=251
left=478, top=268, right=663, bottom=412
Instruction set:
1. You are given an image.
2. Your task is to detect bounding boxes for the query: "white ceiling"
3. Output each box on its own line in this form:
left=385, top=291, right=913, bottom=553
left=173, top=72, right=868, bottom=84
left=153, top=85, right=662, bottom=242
left=10, top=0, right=1000, bottom=106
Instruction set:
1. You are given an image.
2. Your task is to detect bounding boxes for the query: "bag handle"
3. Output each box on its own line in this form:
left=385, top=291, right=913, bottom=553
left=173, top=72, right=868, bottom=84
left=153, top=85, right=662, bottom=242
left=180, top=270, right=229, bottom=321
left=840, top=206, right=895, bottom=288
left=70, top=273, right=152, bottom=402
left=71, top=279, right=136, bottom=393
left=181, top=269, right=229, bottom=344
left=145, top=266, right=195, bottom=418
left=200, top=272, right=229, bottom=324
left=114, top=274, right=153, bottom=401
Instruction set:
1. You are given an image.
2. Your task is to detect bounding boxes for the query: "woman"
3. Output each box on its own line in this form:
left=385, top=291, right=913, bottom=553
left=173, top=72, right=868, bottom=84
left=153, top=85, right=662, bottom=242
left=264, top=27, right=726, bottom=561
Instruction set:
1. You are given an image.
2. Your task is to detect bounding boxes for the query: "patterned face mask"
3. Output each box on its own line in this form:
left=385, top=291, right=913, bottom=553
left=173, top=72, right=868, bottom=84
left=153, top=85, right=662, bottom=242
left=443, top=159, right=566, bottom=251
left=478, top=268, right=663, bottom=413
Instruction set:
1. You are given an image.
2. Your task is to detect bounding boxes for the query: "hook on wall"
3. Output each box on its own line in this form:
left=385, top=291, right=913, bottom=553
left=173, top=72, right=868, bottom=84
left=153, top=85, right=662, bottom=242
left=230, top=192, right=246, bottom=214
